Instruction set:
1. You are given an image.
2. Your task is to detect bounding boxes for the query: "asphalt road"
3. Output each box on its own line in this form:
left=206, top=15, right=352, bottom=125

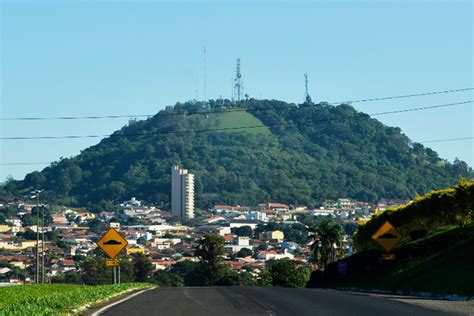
left=98, top=287, right=467, bottom=316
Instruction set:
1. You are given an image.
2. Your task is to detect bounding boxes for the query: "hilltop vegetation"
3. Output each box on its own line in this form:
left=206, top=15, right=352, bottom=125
left=1, top=99, right=472, bottom=210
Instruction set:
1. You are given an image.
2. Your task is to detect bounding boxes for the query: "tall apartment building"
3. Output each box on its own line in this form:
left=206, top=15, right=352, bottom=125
left=171, top=165, right=195, bottom=219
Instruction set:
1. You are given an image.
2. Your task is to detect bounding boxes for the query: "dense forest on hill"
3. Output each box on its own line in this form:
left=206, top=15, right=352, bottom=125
left=1, top=99, right=472, bottom=210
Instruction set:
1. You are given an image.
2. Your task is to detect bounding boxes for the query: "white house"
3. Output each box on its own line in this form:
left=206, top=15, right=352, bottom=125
left=256, top=249, right=294, bottom=261
left=310, top=208, right=334, bottom=216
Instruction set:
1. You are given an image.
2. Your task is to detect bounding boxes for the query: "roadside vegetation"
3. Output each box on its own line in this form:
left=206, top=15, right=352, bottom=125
left=0, top=283, right=152, bottom=315
left=308, top=179, right=474, bottom=296
left=308, top=224, right=474, bottom=296
left=354, top=178, right=474, bottom=251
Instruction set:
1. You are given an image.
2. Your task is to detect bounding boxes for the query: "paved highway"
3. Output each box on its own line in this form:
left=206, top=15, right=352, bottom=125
left=97, top=287, right=465, bottom=316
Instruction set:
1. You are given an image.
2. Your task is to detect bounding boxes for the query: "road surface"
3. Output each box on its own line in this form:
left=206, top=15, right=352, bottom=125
left=97, top=287, right=470, bottom=316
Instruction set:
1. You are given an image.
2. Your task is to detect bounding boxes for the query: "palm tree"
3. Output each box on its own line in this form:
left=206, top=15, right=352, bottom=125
left=308, top=218, right=344, bottom=269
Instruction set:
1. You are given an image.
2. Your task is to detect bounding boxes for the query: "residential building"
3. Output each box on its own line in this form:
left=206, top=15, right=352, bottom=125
left=310, top=208, right=334, bottom=217
left=171, top=165, right=195, bottom=219
left=256, top=249, right=294, bottom=261
left=337, top=198, right=352, bottom=209
left=229, top=220, right=258, bottom=230
left=259, top=230, right=285, bottom=242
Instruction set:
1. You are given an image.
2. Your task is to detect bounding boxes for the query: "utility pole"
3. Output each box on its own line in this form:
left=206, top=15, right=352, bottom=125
left=31, top=190, right=42, bottom=284
left=41, top=204, right=45, bottom=284
left=118, top=263, right=121, bottom=285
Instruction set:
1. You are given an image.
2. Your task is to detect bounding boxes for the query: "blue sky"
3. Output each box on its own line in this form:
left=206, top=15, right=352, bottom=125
left=1, top=0, right=473, bottom=181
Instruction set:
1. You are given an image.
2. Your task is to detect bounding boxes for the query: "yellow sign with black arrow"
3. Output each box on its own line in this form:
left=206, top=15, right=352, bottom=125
left=371, top=221, right=402, bottom=253
left=97, top=228, right=128, bottom=259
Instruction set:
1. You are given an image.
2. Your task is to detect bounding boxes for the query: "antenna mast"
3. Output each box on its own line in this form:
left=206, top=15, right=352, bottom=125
left=304, top=72, right=312, bottom=103
left=234, top=58, right=243, bottom=101
left=203, top=46, right=207, bottom=104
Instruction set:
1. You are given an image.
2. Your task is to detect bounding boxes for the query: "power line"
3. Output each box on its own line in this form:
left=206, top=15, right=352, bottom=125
left=0, top=162, right=52, bottom=166
left=342, top=87, right=473, bottom=104
left=0, top=100, right=471, bottom=140
left=419, top=136, right=474, bottom=144
left=1, top=87, right=472, bottom=121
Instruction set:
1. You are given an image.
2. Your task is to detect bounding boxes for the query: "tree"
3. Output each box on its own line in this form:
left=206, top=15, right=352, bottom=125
left=256, top=268, right=273, bottom=287
left=231, top=226, right=253, bottom=237
left=194, top=234, right=227, bottom=286
left=343, top=222, right=357, bottom=236
left=235, top=248, right=253, bottom=258
left=81, top=257, right=112, bottom=285
left=131, top=253, right=153, bottom=282
left=153, top=270, right=184, bottom=287
left=52, top=271, right=81, bottom=284
left=215, top=269, right=239, bottom=286
left=169, top=260, right=200, bottom=286
left=308, top=218, right=344, bottom=269
left=282, top=224, right=308, bottom=244
left=267, top=259, right=311, bottom=288
left=0, top=213, right=6, bottom=224
left=87, top=218, right=103, bottom=233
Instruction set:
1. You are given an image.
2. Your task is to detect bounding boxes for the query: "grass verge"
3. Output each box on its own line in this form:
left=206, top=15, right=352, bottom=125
left=0, top=283, right=153, bottom=315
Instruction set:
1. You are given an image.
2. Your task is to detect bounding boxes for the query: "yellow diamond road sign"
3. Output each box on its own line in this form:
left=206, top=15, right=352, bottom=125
left=97, top=228, right=128, bottom=259
left=371, top=221, right=402, bottom=252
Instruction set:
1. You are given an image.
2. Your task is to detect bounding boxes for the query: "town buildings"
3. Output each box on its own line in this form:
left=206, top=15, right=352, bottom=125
left=0, top=194, right=409, bottom=285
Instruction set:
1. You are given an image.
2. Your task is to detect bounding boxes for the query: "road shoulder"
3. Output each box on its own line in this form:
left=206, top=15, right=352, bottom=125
left=340, top=290, right=474, bottom=315
left=82, top=287, right=154, bottom=315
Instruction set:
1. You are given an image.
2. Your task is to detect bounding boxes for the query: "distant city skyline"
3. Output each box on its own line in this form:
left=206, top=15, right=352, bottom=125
left=1, top=1, right=472, bottom=181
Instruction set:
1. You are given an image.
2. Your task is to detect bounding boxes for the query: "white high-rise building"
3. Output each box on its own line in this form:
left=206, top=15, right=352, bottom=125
left=171, top=165, right=195, bottom=219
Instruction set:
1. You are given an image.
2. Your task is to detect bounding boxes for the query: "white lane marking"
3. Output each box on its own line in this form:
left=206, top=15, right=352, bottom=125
left=91, top=288, right=152, bottom=316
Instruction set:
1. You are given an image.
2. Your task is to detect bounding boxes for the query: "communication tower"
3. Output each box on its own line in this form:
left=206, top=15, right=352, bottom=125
left=234, top=58, right=244, bottom=101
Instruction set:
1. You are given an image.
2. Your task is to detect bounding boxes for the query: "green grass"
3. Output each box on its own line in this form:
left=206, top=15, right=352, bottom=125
left=387, top=237, right=474, bottom=295
left=213, top=111, right=271, bottom=135
left=0, top=283, right=153, bottom=315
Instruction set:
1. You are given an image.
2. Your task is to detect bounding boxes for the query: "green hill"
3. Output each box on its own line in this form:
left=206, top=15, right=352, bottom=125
left=1, top=99, right=472, bottom=209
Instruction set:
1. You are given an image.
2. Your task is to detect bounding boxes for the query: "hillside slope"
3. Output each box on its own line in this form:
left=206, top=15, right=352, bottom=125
left=310, top=181, right=474, bottom=296
left=308, top=224, right=474, bottom=297
left=1, top=99, right=472, bottom=209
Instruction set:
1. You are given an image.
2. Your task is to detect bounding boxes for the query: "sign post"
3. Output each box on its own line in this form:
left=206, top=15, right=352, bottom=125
left=337, top=261, right=347, bottom=277
left=96, top=228, right=128, bottom=284
left=371, top=221, right=402, bottom=260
